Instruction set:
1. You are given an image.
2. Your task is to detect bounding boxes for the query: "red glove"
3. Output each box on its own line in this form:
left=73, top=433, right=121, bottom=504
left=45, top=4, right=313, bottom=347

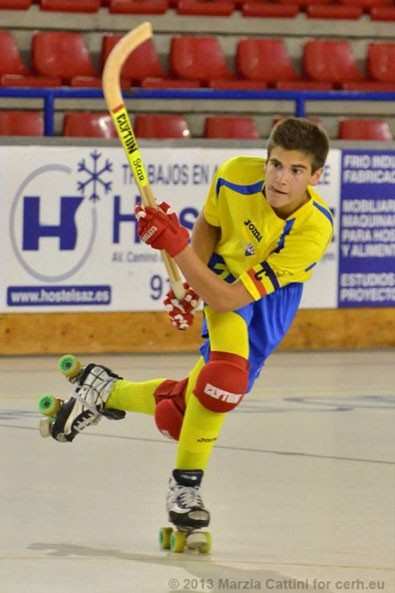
left=164, top=282, right=201, bottom=330
left=135, top=202, right=189, bottom=258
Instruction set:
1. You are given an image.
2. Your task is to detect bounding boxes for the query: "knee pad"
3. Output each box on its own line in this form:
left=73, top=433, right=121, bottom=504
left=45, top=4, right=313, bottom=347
left=194, top=352, right=249, bottom=413
left=153, top=378, right=187, bottom=441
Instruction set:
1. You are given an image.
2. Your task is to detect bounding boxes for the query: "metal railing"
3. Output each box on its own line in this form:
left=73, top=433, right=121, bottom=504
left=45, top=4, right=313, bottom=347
left=0, top=87, right=394, bottom=136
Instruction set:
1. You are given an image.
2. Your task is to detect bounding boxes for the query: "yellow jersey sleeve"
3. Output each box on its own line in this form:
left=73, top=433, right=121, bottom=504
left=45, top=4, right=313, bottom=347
left=240, top=225, right=332, bottom=300
left=202, top=164, right=223, bottom=227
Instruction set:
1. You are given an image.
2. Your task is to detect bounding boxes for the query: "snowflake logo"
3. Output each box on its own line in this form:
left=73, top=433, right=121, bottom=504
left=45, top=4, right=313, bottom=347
left=77, top=149, right=113, bottom=202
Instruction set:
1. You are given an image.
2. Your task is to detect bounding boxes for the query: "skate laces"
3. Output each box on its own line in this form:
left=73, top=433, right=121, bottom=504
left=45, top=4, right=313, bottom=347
left=175, top=485, right=205, bottom=510
left=73, top=410, right=100, bottom=432
left=74, top=366, right=115, bottom=416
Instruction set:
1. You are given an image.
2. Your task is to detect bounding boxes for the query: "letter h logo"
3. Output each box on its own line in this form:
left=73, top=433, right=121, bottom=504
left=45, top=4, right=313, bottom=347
left=22, top=196, right=84, bottom=250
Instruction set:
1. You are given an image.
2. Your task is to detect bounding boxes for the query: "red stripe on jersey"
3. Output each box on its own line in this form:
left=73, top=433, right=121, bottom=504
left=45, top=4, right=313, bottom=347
left=248, top=269, right=267, bottom=297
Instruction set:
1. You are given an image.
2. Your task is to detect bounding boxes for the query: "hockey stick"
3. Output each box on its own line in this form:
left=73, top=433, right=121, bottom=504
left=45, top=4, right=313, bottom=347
left=102, top=22, right=185, bottom=299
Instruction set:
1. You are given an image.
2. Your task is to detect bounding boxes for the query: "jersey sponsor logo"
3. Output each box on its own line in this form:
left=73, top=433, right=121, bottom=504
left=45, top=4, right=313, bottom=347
left=204, top=383, right=243, bottom=404
left=244, top=219, right=263, bottom=242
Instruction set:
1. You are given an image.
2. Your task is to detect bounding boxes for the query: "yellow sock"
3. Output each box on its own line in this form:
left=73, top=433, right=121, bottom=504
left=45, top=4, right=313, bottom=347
left=176, top=393, right=225, bottom=470
left=105, top=378, right=163, bottom=416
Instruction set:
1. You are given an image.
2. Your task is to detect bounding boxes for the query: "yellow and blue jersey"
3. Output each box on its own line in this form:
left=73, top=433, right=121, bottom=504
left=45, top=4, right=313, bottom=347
left=203, top=155, right=333, bottom=297
left=200, top=155, right=333, bottom=391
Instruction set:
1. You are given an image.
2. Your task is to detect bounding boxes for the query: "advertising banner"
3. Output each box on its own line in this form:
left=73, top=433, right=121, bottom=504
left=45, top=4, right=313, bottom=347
left=1, top=145, right=340, bottom=312
left=339, top=150, right=395, bottom=308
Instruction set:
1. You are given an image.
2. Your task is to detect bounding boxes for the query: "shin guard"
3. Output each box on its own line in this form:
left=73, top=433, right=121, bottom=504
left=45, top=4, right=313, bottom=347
left=194, top=352, right=249, bottom=413
left=154, top=378, right=188, bottom=440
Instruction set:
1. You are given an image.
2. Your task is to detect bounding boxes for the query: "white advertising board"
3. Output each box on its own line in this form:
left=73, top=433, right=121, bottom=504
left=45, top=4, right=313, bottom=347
left=1, top=145, right=340, bottom=312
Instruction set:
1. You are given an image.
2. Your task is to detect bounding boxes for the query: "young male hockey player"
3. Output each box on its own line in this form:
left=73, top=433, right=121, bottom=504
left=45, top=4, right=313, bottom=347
left=49, top=117, right=333, bottom=538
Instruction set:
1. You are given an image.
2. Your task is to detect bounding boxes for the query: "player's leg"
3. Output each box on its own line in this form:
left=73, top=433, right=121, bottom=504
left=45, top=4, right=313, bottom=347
left=166, top=284, right=304, bottom=530
left=166, top=308, right=250, bottom=529
left=53, top=361, right=190, bottom=442
left=105, top=378, right=162, bottom=416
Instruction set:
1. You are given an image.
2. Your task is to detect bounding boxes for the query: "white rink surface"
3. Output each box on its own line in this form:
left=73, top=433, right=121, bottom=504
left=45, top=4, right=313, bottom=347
left=1, top=350, right=394, bottom=593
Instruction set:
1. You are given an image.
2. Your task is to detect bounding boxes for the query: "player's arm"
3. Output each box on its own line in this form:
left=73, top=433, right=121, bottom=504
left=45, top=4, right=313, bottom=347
left=191, top=210, right=220, bottom=265
left=136, top=202, right=253, bottom=312
left=163, top=212, right=222, bottom=329
left=174, top=245, right=253, bottom=312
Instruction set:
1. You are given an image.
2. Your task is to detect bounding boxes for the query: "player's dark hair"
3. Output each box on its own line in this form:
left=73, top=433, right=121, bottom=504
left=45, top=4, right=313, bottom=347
left=266, top=117, right=329, bottom=173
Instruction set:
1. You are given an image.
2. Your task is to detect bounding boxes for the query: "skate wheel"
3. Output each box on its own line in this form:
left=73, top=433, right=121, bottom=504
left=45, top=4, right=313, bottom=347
left=159, top=527, right=173, bottom=550
left=58, top=354, right=81, bottom=379
left=170, top=530, right=187, bottom=553
left=38, top=394, right=62, bottom=417
left=199, top=531, right=212, bottom=554
left=187, top=531, right=212, bottom=554
left=39, top=417, right=53, bottom=438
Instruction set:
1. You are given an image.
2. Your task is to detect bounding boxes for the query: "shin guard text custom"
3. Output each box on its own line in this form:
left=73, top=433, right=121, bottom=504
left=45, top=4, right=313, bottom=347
left=194, top=352, right=249, bottom=413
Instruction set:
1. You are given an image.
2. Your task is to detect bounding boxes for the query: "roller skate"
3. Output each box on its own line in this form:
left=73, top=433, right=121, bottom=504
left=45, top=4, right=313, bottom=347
left=159, top=469, right=212, bottom=554
left=38, top=354, right=125, bottom=442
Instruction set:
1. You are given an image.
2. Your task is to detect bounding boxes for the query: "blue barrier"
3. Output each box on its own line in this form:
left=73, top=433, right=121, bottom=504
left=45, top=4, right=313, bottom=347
left=0, top=87, right=394, bottom=136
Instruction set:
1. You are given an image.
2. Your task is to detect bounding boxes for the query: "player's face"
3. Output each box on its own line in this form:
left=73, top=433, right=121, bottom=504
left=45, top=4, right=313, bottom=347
left=264, top=146, right=322, bottom=218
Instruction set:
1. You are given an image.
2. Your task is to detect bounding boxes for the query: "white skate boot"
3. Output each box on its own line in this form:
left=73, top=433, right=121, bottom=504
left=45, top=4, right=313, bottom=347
left=159, top=469, right=212, bottom=553
left=48, top=360, right=125, bottom=442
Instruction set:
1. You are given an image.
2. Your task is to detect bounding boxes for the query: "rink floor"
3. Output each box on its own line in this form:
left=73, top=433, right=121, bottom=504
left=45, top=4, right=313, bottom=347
left=1, top=350, right=394, bottom=593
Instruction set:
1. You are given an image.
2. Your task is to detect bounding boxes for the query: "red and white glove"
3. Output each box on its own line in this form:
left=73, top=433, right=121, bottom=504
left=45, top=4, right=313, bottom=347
left=164, top=282, right=201, bottom=330
left=135, top=201, right=189, bottom=258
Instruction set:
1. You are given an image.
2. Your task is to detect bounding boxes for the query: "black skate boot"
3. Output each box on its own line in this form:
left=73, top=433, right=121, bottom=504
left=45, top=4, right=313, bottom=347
left=167, top=469, right=210, bottom=529
left=51, top=362, right=125, bottom=443
left=159, top=469, right=212, bottom=553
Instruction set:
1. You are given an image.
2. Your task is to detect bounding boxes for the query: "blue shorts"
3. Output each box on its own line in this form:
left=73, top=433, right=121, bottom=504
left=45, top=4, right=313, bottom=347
left=200, top=282, right=303, bottom=392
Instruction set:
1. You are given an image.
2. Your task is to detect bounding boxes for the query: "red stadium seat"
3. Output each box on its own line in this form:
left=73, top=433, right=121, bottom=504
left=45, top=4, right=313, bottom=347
left=368, top=43, right=395, bottom=82
left=370, top=5, right=395, bottom=19
left=1, top=73, right=61, bottom=86
left=242, top=3, right=299, bottom=17
left=277, top=0, right=331, bottom=6
left=70, top=76, right=103, bottom=88
left=0, top=31, right=61, bottom=87
left=341, top=81, right=395, bottom=90
left=142, top=78, right=200, bottom=88
left=306, top=4, right=363, bottom=18
left=338, top=0, right=391, bottom=8
left=209, top=79, right=267, bottom=89
left=236, top=39, right=299, bottom=84
left=32, top=32, right=100, bottom=85
left=170, top=36, right=234, bottom=83
left=339, top=118, right=393, bottom=140
left=64, top=112, right=117, bottom=138
left=134, top=114, right=191, bottom=138
left=109, top=0, right=168, bottom=12
left=0, top=31, right=29, bottom=76
left=303, top=40, right=364, bottom=84
left=0, top=0, right=32, bottom=7
left=101, top=35, right=165, bottom=83
left=204, top=116, right=259, bottom=139
left=275, top=80, right=333, bottom=89
left=0, top=110, right=43, bottom=136
left=177, top=0, right=234, bottom=15
left=40, top=0, right=100, bottom=11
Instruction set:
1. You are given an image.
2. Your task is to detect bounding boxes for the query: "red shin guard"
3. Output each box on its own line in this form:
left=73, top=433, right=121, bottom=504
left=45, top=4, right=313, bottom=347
left=153, top=378, right=188, bottom=441
left=194, top=352, right=249, bottom=413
